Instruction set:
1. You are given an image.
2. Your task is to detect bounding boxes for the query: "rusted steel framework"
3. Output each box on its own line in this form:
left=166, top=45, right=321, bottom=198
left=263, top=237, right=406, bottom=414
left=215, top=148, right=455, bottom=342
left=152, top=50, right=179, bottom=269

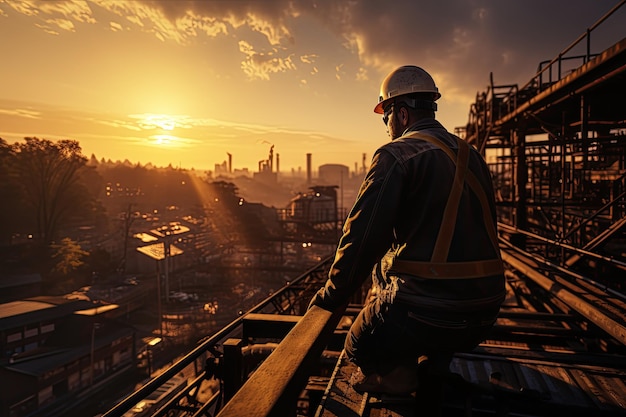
left=457, top=1, right=626, bottom=285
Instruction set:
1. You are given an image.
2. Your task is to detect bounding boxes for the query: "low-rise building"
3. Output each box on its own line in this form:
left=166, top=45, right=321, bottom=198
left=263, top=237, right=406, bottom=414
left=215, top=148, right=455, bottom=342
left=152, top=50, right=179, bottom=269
left=0, top=296, right=136, bottom=417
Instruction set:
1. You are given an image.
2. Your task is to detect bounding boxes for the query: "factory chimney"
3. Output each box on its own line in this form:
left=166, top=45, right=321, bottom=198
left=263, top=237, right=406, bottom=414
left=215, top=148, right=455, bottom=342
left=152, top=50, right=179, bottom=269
left=269, top=145, right=274, bottom=172
left=306, top=153, right=312, bottom=185
left=276, top=153, right=280, bottom=173
left=227, top=152, right=232, bottom=173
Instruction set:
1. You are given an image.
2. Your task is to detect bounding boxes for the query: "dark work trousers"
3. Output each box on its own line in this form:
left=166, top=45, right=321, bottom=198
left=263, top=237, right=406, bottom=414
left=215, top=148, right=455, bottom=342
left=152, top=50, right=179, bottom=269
left=344, top=295, right=497, bottom=376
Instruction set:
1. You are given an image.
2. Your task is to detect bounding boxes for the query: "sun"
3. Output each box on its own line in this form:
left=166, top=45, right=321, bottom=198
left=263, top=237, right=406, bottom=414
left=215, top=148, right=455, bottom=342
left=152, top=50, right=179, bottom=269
left=130, top=113, right=192, bottom=148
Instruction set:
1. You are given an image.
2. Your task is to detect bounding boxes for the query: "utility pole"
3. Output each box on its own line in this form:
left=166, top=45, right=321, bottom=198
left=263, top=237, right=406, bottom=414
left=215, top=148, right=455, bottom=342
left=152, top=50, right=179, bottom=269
left=89, top=323, right=100, bottom=386
left=137, top=223, right=189, bottom=339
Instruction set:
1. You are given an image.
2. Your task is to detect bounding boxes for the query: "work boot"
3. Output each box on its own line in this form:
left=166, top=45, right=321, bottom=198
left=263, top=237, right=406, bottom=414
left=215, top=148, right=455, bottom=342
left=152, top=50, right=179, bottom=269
left=350, top=365, right=418, bottom=395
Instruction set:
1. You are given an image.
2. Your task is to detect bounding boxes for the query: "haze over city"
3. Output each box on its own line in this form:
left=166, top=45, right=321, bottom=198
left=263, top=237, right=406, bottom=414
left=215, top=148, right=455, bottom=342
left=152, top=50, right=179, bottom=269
left=1, top=0, right=624, bottom=172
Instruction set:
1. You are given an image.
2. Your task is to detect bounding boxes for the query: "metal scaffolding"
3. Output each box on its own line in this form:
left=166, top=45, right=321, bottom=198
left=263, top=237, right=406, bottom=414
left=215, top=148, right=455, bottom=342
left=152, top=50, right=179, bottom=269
left=456, top=2, right=626, bottom=283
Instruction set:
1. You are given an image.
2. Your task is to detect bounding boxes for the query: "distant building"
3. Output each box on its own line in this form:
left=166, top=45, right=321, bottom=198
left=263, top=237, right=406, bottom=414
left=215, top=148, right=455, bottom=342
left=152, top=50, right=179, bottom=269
left=232, top=168, right=251, bottom=177
left=316, top=163, right=362, bottom=216
left=214, top=160, right=229, bottom=175
left=284, top=186, right=337, bottom=223
left=253, top=145, right=278, bottom=184
left=0, top=296, right=135, bottom=417
left=252, top=170, right=277, bottom=184
left=278, top=186, right=339, bottom=242
left=318, top=164, right=349, bottom=187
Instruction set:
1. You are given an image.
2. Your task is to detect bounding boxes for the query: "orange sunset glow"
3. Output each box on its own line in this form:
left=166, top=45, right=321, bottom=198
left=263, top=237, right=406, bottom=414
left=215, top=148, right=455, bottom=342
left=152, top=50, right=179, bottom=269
left=1, top=1, right=623, bottom=172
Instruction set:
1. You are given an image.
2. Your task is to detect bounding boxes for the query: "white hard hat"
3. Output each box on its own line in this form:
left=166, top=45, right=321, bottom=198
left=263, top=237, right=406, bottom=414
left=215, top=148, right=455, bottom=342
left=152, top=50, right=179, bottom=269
left=374, top=65, right=441, bottom=114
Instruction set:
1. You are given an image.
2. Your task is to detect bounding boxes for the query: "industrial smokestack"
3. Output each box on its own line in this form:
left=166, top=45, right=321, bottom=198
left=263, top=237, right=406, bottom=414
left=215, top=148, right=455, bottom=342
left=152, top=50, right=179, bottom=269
left=269, top=145, right=274, bottom=172
left=227, top=153, right=232, bottom=173
left=306, top=153, right=312, bottom=184
left=276, top=153, right=280, bottom=173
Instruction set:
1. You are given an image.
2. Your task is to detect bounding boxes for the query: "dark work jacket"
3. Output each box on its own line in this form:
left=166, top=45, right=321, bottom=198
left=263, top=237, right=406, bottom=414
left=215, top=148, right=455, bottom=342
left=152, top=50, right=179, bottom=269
left=311, top=118, right=505, bottom=324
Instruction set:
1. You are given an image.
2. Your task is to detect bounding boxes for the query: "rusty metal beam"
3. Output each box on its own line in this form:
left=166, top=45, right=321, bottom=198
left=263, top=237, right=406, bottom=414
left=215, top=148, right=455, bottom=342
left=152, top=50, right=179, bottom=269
left=501, top=249, right=626, bottom=346
left=496, top=37, right=626, bottom=128
left=242, top=313, right=302, bottom=341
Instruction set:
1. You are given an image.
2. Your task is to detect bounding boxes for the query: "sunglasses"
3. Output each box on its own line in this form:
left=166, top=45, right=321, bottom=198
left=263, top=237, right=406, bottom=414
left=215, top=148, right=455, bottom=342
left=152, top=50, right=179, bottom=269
left=382, top=103, right=394, bottom=125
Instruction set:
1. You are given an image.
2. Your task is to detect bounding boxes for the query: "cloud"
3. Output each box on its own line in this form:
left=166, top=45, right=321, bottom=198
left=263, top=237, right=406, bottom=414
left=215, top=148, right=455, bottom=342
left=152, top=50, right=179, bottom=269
left=45, top=18, right=76, bottom=32
left=310, top=0, right=623, bottom=99
left=7, top=0, right=95, bottom=33
left=3, top=0, right=623, bottom=105
left=109, top=21, right=122, bottom=32
left=93, top=110, right=349, bottom=147
left=128, top=114, right=193, bottom=131
left=34, top=23, right=59, bottom=36
left=146, top=134, right=201, bottom=148
left=155, top=0, right=297, bottom=42
left=108, top=1, right=624, bottom=96
left=355, top=67, right=368, bottom=82
left=96, top=119, right=142, bottom=132
left=0, top=108, right=42, bottom=119
left=300, top=54, right=317, bottom=65
left=93, top=0, right=294, bottom=46
left=107, top=1, right=188, bottom=44
left=38, top=0, right=96, bottom=24
left=176, top=11, right=228, bottom=38
left=4, top=0, right=40, bottom=17
left=234, top=13, right=293, bottom=46
left=238, top=41, right=296, bottom=80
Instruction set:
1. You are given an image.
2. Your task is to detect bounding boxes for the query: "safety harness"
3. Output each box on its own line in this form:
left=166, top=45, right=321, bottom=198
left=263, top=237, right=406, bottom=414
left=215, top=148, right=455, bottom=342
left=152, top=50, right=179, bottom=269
left=390, top=132, right=503, bottom=279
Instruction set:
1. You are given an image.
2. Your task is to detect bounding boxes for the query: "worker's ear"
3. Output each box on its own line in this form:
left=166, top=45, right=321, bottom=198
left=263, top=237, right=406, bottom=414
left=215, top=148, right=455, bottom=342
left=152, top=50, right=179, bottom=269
left=400, top=106, right=410, bottom=126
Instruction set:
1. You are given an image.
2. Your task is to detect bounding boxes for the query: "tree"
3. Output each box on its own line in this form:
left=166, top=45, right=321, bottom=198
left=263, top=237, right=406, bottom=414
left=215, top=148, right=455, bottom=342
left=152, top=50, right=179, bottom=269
left=0, top=138, right=24, bottom=244
left=11, top=137, right=97, bottom=245
left=211, top=181, right=240, bottom=205
left=50, top=237, right=89, bottom=276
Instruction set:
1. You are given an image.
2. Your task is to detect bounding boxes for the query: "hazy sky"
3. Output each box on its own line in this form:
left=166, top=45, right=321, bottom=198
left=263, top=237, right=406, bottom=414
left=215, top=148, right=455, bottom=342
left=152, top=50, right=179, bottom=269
left=1, top=0, right=624, bottom=172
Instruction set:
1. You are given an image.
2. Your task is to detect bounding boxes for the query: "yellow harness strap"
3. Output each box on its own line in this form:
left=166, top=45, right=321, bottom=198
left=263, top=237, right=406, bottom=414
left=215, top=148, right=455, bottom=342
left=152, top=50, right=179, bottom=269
left=391, top=131, right=502, bottom=279
left=391, top=258, right=504, bottom=279
left=431, top=135, right=470, bottom=262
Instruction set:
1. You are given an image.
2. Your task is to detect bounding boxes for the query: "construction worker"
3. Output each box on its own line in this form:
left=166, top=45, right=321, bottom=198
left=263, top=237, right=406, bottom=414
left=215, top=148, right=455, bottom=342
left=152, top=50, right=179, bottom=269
left=308, top=65, right=505, bottom=395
